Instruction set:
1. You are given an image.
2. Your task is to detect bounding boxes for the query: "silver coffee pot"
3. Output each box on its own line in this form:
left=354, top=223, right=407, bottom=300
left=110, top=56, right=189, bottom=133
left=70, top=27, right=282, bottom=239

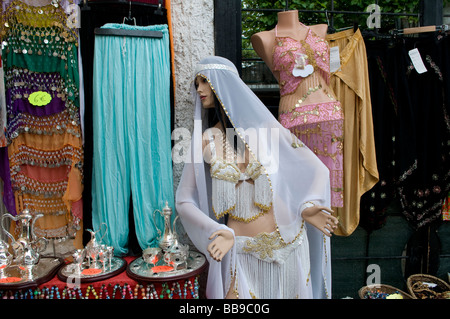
left=153, top=201, right=179, bottom=252
left=1, top=209, right=48, bottom=265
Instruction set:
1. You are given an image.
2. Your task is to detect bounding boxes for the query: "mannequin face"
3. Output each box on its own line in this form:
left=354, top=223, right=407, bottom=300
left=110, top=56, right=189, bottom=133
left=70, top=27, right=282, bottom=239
left=195, top=75, right=215, bottom=109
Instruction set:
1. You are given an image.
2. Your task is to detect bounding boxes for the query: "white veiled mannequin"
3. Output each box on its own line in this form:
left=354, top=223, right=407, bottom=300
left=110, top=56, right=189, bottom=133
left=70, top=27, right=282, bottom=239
left=176, top=56, right=332, bottom=299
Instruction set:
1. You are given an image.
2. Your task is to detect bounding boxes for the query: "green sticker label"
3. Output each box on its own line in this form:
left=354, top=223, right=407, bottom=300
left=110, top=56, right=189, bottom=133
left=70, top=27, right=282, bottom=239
left=28, top=91, right=52, bottom=106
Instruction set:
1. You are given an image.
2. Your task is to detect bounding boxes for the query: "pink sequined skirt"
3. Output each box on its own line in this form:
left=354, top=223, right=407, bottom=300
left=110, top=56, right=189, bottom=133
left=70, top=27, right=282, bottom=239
left=280, top=101, right=344, bottom=207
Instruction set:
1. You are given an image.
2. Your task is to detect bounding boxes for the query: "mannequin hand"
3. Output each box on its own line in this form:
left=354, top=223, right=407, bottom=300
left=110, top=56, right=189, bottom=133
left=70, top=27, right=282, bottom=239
left=302, top=205, right=338, bottom=237
left=207, top=229, right=234, bottom=262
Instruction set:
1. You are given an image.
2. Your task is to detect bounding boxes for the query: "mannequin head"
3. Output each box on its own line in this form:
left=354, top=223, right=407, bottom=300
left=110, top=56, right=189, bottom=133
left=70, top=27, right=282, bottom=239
left=195, top=75, right=215, bottom=109
left=194, top=74, right=233, bottom=136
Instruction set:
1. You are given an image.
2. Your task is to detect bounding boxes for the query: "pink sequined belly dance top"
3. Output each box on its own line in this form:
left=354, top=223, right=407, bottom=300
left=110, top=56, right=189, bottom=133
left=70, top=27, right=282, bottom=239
left=274, top=24, right=344, bottom=207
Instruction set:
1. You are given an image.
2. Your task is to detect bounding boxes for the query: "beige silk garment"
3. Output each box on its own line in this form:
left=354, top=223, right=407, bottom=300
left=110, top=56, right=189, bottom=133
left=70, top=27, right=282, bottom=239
left=325, top=29, right=379, bottom=236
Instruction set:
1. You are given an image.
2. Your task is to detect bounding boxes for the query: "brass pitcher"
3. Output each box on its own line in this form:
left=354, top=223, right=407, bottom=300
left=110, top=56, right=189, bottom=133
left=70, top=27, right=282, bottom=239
left=153, top=201, right=179, bottom=252
left=1, top=209, right=48, bottom=263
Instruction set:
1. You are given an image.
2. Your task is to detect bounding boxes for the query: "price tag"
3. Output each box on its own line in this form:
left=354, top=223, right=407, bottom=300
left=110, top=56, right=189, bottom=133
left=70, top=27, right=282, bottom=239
left=330, top=46, right=341, bottom=73
left=28, top=91, right=52, bottom=106
left=408, top=48, right=428, bottom=74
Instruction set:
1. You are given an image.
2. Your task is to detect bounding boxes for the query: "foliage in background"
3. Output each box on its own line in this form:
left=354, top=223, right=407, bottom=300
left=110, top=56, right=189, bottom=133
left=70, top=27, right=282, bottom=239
left=242, top=0, right=423, bottom=59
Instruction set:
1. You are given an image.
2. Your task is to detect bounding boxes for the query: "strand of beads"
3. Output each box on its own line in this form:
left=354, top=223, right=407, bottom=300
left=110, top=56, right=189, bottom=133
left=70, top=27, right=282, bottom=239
left=133, top=284, right=140, bottom=299
left=140, top=284, right=147, bottom=299
left=111, top=284, right=121, bottom=299
left=36, top=286, right=61, bottom=299
left=62, top=286, right=83, bottom=299
left=121, top=283, right=134, bottom=299
left=148, top=284, right=159, bottom=299
left=183, top=278, right=199, bottom=299
left=169, top=282, right=182, bottom=299
left=0, top=279, right=201, bottom=300
left=133, top=284, right=148, bottom=299
left=99, top=284, right=110, bottom=299
left=85, top=285, right=99, bottom=299
left=160, top=282, right=170, bottom=299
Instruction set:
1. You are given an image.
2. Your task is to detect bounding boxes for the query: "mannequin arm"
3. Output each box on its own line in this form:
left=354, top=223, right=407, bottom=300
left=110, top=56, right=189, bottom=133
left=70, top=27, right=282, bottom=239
left=301, top=204, right=338, bottom=237
left=208, top=229, right=235, bottom=262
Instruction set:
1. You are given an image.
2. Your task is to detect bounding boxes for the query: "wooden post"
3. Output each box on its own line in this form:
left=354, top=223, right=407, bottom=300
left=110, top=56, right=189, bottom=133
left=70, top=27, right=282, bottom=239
left=214, top=0, right=242, bottom=75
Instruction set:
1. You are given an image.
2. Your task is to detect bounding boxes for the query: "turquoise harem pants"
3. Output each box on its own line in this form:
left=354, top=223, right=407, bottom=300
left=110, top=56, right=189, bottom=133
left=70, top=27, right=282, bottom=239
left=91, top=24, right=174, bottom=256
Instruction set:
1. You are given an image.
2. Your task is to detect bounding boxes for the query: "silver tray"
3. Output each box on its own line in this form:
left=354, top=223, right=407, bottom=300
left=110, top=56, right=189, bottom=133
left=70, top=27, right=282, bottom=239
left=127, top=251, right=207, bottom=282
left=57, top=257, right=127, bottom=283
left=0, top=257, right=64, bottom=290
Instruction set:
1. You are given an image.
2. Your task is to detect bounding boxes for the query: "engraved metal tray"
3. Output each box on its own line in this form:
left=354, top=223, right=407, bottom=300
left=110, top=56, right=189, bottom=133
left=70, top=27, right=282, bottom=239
left=57, top=257, right=127, bottom=283
left=127, top=251, right=207, bottom=282
left=0, top=257, right=64, bottom=290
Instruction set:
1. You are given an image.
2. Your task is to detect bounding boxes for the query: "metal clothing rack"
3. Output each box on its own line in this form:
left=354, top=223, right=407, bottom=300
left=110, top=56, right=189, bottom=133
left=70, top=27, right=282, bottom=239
left=81, top=0, right=164, bottom=17
left=241, top=7, right=420, bottom=32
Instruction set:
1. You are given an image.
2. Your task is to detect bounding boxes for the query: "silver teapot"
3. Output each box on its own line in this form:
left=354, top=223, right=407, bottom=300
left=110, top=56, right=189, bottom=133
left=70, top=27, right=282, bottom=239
left=1, top=209, right=48, bottom=265
left=153, top=201, right=180, bottom=252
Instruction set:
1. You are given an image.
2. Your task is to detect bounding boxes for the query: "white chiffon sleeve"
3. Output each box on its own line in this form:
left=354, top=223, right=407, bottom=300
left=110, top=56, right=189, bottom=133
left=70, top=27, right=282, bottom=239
left=176, top=159, right=236, bottom=299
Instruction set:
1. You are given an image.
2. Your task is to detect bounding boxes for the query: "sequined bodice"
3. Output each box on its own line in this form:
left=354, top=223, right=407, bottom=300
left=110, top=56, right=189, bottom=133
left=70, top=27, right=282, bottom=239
left=204, top=129, right=272, bottom=222
left=272, top=25, right=330, bottom=96
left=210, top=159, right=263, bottom=184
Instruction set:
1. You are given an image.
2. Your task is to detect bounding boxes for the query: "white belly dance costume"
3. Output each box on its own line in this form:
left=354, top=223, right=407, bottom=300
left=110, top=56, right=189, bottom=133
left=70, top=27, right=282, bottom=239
left=207, top=129, right=313, bottom=299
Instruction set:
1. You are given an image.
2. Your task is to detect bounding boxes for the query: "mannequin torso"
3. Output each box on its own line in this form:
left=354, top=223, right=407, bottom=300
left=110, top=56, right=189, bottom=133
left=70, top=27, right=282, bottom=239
left=251, top=10, right=335, bottom=113
left=251, top=11, right=345, bottom=208
left=251, top=11, right=328, bottom=73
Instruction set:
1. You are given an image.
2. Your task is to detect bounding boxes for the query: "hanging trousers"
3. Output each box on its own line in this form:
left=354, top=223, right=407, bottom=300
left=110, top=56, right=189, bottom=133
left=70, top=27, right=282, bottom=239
left=91, top=24, right=174, bottom=256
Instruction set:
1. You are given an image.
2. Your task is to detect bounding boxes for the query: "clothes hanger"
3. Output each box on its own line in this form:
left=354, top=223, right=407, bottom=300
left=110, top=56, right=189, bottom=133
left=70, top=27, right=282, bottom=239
left=122, top=0, right=137, bottom=25
left=94, top=1, right=163, bottom=38
left=333, top=22, right=361, bottom=33
left=389, top=24, right=449, bottom=36
left=154, top=0, right=164, bottom=16
left=325, top=10, right=336, bottom=34
left=81, top=0, right=91, bottom=11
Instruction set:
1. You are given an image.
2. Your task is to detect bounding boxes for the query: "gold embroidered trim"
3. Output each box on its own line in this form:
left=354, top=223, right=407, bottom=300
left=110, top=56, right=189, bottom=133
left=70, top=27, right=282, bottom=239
left=228, top=208, right=269, bottom=223
left=313, top=147, right=338, bottom=162
left=213, top=204, right=236, bottom=220
left=245, top=162, right=264, bottom=180
left=210, top=161, right=241, bottom=183
left=242, top=232, right=286, bottom=260
left=276, top=219, right=306, bottom=246
left=254, top=201, right=272, bottom=211
left=213, top=203, right=272, bottom=223
left=291, top=104, right=320, bottom=122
